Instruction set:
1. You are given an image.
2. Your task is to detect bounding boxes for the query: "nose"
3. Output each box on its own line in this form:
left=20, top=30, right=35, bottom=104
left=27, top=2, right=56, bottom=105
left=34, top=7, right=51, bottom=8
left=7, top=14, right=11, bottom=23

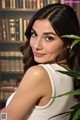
left=34, top=37, right=42, bottom=50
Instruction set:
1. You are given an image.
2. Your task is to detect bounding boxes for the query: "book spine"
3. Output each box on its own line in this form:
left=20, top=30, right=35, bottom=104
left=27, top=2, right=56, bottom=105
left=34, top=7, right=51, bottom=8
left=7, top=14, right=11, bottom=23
left=0, top=52, right=6, bottom=71
left=15, top=0, right=19, bottom=8
left=37, top=0, right=40, bottom=9
left=12, top=0, right=16, bottom=9
left=47, top=0, right=51, bottom=4
left=15, top=52, right=22, bottom=72
left=15, top=19, right=20, bottom=41
left=6, top=0, right=10, bottom=9
left=40, top=0, right=44, bottom=8
left=18, top=0, right=23, bottom=8
left=23, top=19, right=27, bottom=41
left=5, top=51, right=11, bottom=72
left=76, top=3, right=80, bottom=23
left=32, top=0, right=37, bottom=9
left=20, top=53, right=23, bottom=72
left=29, top=0, right=33, bottom=9
left=43, top=0, right=47, bottom=7
left=26, top=0, right=29, bottom=8
left=0, top=0, right=2, bottom=9
left=2, top=0, right=6, bottom=9
left=61, top=0, right=65, bottom=4
left=10, top=51, right=16, bottom=72
left=1, top=19, right=7, bottom=41
left=19, top=18, right=23, bottom=41
left=5, top=18, right=9, bottom=41
left=23, top=0, right=26, bottom=9
left=0, top=20, right=2, bottom=40
left=10, top=0, right=13, bottom=9
left=54, top=0, right=58, bottom=3
left=8, top=19, right=16, bottom=41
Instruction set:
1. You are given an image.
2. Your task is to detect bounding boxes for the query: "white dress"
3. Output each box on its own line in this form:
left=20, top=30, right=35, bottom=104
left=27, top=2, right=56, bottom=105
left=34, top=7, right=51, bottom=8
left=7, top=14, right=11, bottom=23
left=6, top=63, right=76, bottom=120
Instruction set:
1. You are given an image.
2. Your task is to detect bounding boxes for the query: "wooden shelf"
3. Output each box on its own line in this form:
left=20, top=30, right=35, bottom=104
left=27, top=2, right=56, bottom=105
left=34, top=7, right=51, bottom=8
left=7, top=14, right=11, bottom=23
left=0, top=41, right=24, bottom=51
left=0, top=8, right=37, bottom=12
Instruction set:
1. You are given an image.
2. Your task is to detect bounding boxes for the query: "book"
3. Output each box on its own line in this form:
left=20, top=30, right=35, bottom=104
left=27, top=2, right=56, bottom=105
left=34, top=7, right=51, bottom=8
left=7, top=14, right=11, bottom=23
left=19, top=18, right=23, bottom=41
left=1, top=19, right=7, bottom=41
left=2, top=0, right=6, bottom=9
left=23, top=19, right=27, bottom=41
left=10, top=0, right=13, bottom=9
left=13, top=0, right=16, bottom=9
left=6, top=0, right=10, bottom=8
left=5, top=51, right=11, bottom=72
left=18, top=0, right=23, bottom=8
left=40, top=0, right=44, bottom=8
left=29, top=0, right=33, bottom=9
left=33, top=0, right=37, bottom=9
left=10, top=51, right=16, bottom=72
left=0, top=52, right=6, bottom=71
left=26, top=0, right=29, bottom=8
left=37, top=0, right=40, bottom=9
left=5, top=18, right=9, bottom=41
left=0, top=20, right=2, bottom=40
left=16, top=19, right=20, bottom=41
left=15, top=0, right=19, bottom=8
left=8, top=19, right=16, bottom=41
left=76, top=3, right=80, bottom=23
left=0, top=0, right=2, bottom=8
left=23, top=0, right=26, bottom=9
left=15, top=52, right=22, bottom=72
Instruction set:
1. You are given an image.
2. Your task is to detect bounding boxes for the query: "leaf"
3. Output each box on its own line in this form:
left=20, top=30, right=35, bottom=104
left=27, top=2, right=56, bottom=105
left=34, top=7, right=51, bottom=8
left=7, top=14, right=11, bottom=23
left=61, top=35, right=80, bottom=40
left=70, top=39, right=80, bottom=50
left=69, top=104, right=80, bottom=120
left=61, top=34, right=80, bottom=50
left=57, top=70, right=80, bottom=79
left=53, top=89, right=80, bottom=98
left=69, top=108, right=80, bottom=120
left=72, top=109, right=80, bottom=120
left=71, top=103, right=80, bottom=110
left=48, top=112, right=70, bottom=120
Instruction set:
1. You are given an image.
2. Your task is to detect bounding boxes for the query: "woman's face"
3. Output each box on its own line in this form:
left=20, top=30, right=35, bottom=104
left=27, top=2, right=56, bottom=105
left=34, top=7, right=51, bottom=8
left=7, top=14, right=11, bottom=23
left=30, top=19, right=64, bottom=64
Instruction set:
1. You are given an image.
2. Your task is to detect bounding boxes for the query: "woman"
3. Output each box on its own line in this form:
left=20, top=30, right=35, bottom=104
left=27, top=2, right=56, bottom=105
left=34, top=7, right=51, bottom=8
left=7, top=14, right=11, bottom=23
left=1, top=3, right=80, bottom=120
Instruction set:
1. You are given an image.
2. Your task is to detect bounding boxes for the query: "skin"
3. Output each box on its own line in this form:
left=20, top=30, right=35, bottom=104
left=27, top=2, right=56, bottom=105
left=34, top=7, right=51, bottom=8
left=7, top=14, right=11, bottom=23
left=30, top=20, right=64, bottom=64
left=0, top=19, right=66, bottom=120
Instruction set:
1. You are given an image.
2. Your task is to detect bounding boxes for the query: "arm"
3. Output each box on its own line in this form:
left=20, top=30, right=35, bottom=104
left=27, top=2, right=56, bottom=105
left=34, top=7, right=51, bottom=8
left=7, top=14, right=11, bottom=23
left=1, top=65, right=51, bottom=120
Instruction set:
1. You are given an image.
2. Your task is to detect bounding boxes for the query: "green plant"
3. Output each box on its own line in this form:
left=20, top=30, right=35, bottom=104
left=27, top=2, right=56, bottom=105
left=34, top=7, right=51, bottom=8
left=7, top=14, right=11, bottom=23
left=49, top=35, right=80, bottom=120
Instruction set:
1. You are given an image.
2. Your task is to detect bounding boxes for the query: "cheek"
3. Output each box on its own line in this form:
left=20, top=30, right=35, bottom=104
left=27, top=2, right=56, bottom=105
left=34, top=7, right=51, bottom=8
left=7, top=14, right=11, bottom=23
left=45, top=45, right=63, bottom=54
left=30, top=39, right=34, bottom=47
left=44, top=45, right=56, bottom=53
left=47, top=48, right=54, bottom=53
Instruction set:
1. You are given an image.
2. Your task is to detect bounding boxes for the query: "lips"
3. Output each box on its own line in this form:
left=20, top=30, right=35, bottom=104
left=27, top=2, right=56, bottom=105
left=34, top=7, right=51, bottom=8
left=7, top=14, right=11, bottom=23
left=33, top=51, right=45, bottom=57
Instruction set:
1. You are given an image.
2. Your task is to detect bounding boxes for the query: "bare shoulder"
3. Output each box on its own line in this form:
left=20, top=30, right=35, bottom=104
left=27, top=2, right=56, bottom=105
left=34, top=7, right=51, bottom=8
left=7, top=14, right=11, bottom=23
left=18, top=64, right=51, bottom=103
left=25, top=64, right=49, bottom=81
left=20, top=64, right=50, bottom=90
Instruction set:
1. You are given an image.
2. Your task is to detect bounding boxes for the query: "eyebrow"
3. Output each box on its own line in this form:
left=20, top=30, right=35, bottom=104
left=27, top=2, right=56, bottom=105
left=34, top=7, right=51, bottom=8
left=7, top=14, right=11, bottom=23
left=31, top=28, right=57, bottom=36
left=43, top=32, right=57, bottom=36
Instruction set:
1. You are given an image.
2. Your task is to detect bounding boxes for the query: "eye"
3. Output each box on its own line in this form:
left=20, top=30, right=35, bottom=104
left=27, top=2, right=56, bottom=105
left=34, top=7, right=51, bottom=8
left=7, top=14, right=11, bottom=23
left=45, top=36, right=54, bottom=41
left=30, top=31, right=37, bottom=38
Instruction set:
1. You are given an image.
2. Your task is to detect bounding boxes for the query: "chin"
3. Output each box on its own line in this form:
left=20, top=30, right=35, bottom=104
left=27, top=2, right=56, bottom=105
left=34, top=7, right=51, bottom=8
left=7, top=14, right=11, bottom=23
left=34, top=59, right=44, bottom=63
left=34, top=59, right=49, bottom=64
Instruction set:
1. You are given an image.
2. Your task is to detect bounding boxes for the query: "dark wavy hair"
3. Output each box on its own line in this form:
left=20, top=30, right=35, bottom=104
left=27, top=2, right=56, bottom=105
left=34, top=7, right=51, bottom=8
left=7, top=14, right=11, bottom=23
left=20, top=3, right=80, bottom=101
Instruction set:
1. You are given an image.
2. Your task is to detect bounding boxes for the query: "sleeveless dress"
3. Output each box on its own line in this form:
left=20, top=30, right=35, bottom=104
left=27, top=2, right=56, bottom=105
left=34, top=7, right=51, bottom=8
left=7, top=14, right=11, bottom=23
left=6, top=63, right=76, bottom=120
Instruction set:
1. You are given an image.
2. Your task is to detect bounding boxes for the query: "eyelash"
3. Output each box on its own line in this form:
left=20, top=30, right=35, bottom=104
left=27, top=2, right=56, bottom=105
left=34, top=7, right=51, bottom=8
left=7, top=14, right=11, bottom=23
left=45, top=36, right=54, bottom=41
left=30, top=31, right=37, bottom=37
left=30, top=31, right=54, bottom=41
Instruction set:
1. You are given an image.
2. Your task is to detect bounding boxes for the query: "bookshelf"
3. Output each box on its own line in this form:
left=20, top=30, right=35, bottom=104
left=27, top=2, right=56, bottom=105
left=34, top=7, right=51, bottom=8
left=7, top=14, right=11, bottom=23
left=0, top=0, right=38, bottom=108
left=0, top=0, right=80, bottom=109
